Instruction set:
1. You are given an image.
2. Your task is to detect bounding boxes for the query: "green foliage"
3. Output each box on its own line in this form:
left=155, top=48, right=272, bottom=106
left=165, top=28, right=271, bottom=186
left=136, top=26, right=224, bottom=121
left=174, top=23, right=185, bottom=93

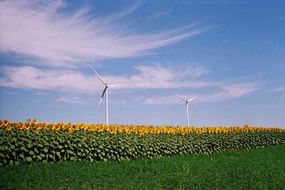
left=1, top=145, right=285, bottom=190
left=1, top=127, right=285, bottom=166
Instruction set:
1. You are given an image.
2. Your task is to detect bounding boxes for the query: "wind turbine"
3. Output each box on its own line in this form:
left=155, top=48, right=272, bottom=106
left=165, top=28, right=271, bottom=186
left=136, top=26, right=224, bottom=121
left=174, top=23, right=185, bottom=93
left=175, top=94, right=196, bottom=127
left=90, top=66, right=112, bottom=125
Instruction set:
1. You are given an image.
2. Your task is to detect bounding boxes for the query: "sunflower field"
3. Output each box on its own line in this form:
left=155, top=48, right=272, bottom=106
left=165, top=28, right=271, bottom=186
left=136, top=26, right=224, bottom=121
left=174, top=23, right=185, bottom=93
left=1, top=119, right=285, bottom=166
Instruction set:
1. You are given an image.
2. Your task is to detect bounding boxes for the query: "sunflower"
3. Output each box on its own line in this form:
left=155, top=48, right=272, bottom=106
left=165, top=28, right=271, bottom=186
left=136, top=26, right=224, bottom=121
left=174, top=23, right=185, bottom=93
left=6, top=125, right=12, bottom=131
left=2, top=120, right=9, bottom=126
left=54, top=124, right=61, bottom=130
left=17, top=122, right=24, bottom=129
left=24, top=123, right=30, bottom=130
left=32, top=118, right=38, bottom=124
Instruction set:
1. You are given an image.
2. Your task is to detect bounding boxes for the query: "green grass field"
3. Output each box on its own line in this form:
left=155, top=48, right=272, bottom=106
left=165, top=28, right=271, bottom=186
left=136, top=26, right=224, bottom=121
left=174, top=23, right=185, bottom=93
left=1, top=145, right=285, bottom=190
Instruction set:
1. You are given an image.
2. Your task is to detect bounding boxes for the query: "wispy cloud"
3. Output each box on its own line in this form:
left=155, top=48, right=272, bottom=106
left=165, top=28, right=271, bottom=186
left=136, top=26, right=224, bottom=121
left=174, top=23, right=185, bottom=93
left=145, top=9, right=173, bottom=22
left=0, top=64, right=260, bottom=104
left=116, top=64, right=213, bottom=89
left=145, top=83, right=260, bottom=104
left=198, top=83, right=259, bottom=102
left=0, top=64, right=214, bottom=92
left=222, top=39, right=230, bottom=44
left=34, top=92, right=50, bottom=96
left=56, top=95, right=84, bottom=105
left=101, top=0, right=143, bottom=22
left=271, top=86, right=285, bottom=96
left=271, top=87, right=285, bottom=92
left=144, top=95, right=180, bottom=105
left=0, top=66, right=99, bottom=92
left=0, top=91, right=18, bottom=95
left=0, top=0, right=205, bottom=68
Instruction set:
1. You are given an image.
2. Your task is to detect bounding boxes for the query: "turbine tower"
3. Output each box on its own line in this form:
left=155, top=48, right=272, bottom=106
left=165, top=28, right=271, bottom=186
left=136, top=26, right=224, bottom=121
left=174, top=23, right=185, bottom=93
left=175, top=94, right=196, bottom=127
left=90, top=66, right=111, bottom=125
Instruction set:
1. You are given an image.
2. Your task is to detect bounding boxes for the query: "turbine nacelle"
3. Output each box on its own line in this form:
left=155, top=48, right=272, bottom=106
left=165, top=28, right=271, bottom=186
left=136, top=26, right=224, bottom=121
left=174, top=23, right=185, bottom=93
left=175, top=94, right=197, bottom=103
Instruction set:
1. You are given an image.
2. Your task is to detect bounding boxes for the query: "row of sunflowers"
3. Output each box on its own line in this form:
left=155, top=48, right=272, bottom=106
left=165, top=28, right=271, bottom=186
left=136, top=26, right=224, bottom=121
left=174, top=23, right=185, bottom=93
left=1, top=119, right=284, bottom=135
left=1, top=119, right=285, bottom=166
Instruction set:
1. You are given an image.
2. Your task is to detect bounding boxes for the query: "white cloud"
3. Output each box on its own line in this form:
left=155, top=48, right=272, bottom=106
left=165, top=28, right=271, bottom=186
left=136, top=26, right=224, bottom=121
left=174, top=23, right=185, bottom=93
left=197, top=83, right=259, bottom=102
left=271, top=87, right=285, bottom=92
left=145, top=9, right=173, bottom=22
left=0, top=64, right=260, bottom=104
left=271, top=86, right=285, bottom=97
left=221, top=83, right=258, bottom=98
left=144, top=83, right=259, bottom=104
left=0, top=64, right=214, bottom=92
left=117, top=64, right=212, bottom=89
left=145, top=95, right=180, bottom=105
left=0, top=0, right=205, bottom=67
left=56, top=95, right=84, bottom=105
left=0, top=66, right=99, bottom=92
left=34, top=92, right=50, bottom=96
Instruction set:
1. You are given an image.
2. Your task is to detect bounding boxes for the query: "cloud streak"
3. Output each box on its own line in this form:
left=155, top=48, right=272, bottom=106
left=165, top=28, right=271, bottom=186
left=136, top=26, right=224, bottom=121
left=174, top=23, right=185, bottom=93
left=144, top=83, right=260, bottom=104
left=0, top=64, right=259, bottom=104
left=145, top=9, right=173, bottom=22
left=0, top=64, right=214, bottom=93
left=56, top=95, right=85, bottom=105
left=0, top=0, right=205, bottom=67
left=271, top=86, right=285, bottom=97
left=0, top=66, right=98, bottom=92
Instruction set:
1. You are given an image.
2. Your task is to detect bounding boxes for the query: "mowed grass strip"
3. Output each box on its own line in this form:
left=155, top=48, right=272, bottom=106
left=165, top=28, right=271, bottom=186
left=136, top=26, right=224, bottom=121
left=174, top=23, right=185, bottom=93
left=1, top=145, right=285, bottom=190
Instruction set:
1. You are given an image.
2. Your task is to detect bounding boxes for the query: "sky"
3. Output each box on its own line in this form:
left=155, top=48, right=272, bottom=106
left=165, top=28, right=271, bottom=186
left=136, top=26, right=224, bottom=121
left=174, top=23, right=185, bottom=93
left=0, top=0, right=284, bottom=127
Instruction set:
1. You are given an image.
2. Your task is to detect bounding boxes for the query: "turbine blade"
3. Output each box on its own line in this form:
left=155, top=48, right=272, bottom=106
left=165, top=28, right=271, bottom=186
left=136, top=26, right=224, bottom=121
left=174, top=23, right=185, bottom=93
left=97, top=97, right=103, bottom=110
left=90, top=66, right=106, bottom=85
left=101, top=86, right=108, bottom=98
left=174, top=94, right=186, bottom=101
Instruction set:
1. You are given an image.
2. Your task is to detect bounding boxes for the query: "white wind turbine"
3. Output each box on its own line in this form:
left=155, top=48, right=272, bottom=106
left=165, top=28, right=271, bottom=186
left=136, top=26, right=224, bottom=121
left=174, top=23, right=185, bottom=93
left=175, top=94, right=196, bottom=127
left=90, top=66, right=114, bottom=125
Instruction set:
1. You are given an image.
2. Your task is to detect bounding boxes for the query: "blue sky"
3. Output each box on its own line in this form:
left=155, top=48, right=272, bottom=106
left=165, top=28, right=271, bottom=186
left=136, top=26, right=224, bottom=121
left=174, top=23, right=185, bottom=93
left=0, top=0, right=284, bottom=127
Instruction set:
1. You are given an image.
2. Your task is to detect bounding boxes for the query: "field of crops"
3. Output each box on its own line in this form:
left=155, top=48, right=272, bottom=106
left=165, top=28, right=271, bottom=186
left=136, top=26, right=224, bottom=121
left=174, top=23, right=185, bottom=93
left=1, top=119, right=285, bottom=166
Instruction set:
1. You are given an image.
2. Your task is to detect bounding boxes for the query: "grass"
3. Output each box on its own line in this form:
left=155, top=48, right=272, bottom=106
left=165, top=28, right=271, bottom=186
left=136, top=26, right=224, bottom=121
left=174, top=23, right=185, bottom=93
left=1, top=145, right=285, bottom=190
